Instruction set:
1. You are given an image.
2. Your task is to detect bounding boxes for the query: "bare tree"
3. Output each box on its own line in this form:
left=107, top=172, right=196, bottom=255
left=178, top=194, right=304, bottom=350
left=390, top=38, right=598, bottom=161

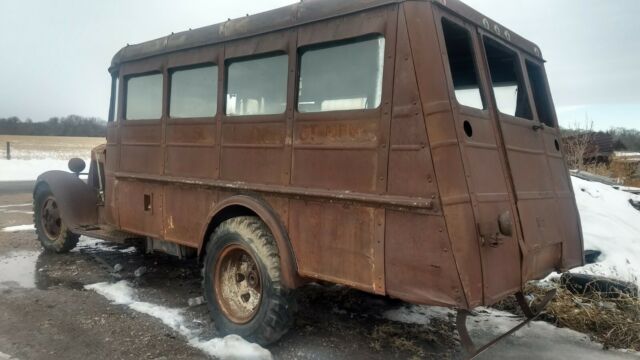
left=561, top=117, right=594, bottom=171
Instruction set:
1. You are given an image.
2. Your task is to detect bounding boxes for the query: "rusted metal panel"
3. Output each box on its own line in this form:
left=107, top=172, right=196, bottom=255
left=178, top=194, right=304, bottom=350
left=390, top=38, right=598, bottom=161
left=117, top=180, right=164, bottom=238
left=288, top=200, right=380, bottom=293
left=385, top=211, right=465, bottom=306
left=403, top=2, right=483, bottom=307
left=163, top=185, right=216, bottom=247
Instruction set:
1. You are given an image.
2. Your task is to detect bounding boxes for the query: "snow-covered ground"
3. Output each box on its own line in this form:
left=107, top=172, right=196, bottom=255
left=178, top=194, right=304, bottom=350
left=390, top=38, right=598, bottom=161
left=0, top=159, right=88, bottom=181
left=569, top=176, right=640, bottom=286
left=384, top=305, right=638, bottom=359
left=0, top=159, right=89, bottom=181
left=85, top=281, right=272, bottom=360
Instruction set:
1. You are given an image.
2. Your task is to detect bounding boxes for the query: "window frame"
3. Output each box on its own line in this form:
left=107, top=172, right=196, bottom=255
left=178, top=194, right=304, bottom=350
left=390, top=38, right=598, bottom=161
left=108, top=73, right=118, bottom=123
left=523, top=58, right=557, bottom=128
left=295, top=33, right=386, bottom=114
left=223, top=51, right=290, bottom=118
left=480, top=33, right=534, bottom=121
left=438, top=16, right=488, bottom=114
left=122, top=71, right=165, bottom=122
left=167, top=62, right=219, bottom=120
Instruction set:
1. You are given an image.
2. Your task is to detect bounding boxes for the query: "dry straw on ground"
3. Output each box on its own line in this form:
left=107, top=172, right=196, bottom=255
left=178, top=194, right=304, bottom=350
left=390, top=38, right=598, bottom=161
left=528, top=282, right=640, bottom=351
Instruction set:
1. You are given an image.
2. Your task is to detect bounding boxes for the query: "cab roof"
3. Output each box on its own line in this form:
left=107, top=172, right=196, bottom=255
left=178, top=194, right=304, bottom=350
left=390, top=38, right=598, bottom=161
left=110, top=0, right=543, bottom=71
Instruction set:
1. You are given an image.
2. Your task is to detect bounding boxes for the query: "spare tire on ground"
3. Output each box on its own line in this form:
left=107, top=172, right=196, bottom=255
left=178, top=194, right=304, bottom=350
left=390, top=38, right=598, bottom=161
left=560, top=273, right=639, bottom=298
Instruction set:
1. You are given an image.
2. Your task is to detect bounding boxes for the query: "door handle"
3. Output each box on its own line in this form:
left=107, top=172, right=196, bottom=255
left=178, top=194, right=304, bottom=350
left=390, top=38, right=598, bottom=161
left=532, top=123, right=545, bottom=132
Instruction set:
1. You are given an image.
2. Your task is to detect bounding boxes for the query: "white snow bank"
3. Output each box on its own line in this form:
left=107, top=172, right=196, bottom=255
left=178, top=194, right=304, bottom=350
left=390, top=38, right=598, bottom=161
left=73, top=235, right=137, bottom=254
left=384, top=305, right=639, bottom=359
left=0, top=159, right=90, bottom=181
left=85, top=280, right=272, bottom=360
left=571, top=176, right=640, bottom=286
left=1, top=224, right=35, bottom=232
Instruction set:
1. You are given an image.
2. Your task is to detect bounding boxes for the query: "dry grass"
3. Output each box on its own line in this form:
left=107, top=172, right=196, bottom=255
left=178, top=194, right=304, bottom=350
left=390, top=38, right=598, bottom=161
left=528, top=282, right=640, bottom=351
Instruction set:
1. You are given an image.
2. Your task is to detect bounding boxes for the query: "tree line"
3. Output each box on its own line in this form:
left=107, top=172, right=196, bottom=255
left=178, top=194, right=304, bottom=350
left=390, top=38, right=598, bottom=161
left=561, top=126, right=640, bottom=152
left=0, top=116, right=106, bottom=137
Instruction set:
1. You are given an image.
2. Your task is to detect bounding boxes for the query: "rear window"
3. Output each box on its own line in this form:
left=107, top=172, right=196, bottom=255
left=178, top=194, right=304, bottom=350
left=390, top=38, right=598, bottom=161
left=441, top=19, right=484, bottom=109
left=297, top=36, right=385, bottom=113
left=170, top=65, right=218, bottom=118
left=483, top=37, right=532, bottom=119
left=225, top=54, right=288, bottom=116
left=125, top=73, right=163, bottom=120
left=526, top=60, right=555, bottom=127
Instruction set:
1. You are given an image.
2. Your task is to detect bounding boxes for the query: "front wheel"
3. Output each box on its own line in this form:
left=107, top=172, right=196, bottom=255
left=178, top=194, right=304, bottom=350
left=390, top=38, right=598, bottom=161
left=203, top=216, right=294, bottom=345
left=33, top=185, right=79, bottom=253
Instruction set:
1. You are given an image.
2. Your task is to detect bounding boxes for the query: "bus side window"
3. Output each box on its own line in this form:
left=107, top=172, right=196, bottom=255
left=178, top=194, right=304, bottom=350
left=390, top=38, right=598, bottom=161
left=483, top=37, right=533, bottom=120
left=297, top=35, right=385, bottom=113
left=225, top=54, right=288, bottom=116
left=441, top=19, right=485, bottom=110
left=125, top=73, right=163, bottom=120
left=108, top=75, right=118, bottom=122
left=526, top=61, right=555, bottom=127
left=169, top=64, right=218, bottom=118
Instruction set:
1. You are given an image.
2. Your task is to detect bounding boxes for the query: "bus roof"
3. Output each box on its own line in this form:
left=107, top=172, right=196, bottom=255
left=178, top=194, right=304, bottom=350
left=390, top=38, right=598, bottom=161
left=110, top=0, right=543, bottom=71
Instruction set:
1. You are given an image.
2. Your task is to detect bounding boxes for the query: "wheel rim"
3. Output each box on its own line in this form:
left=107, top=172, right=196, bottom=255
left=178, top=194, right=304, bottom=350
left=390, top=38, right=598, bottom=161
left=41, top=196, right=62, bottom=239
left=214, top=244, right=262, bottom=324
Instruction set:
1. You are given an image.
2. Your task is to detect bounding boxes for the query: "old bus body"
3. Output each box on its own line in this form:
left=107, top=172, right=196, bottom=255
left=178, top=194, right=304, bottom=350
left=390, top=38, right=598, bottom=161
left=34, top=0, right=583, bottom=347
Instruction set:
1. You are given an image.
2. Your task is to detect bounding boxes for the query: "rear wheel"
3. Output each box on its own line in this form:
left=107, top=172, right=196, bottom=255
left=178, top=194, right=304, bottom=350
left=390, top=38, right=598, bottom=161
left=203, top=216, right=294, bottom=345
left=33, top=185, right=79, bottom=253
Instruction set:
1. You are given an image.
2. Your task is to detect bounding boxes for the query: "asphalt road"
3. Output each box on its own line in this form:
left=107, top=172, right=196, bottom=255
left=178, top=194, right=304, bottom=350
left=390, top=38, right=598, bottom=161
left=0, top=181, right=34, bottom=194
left=0, top=188, right=636, bottom=360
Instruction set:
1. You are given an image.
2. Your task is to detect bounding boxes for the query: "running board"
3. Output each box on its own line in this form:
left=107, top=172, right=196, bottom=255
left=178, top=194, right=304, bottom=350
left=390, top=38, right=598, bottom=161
left=457, top=289, right=557, bottom=359
left=71, top=224, right=143, bottom=244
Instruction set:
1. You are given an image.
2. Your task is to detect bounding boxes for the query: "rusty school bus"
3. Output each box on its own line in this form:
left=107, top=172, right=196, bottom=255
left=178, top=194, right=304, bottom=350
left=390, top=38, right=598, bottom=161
left=34, top=0, right=583, bottom=354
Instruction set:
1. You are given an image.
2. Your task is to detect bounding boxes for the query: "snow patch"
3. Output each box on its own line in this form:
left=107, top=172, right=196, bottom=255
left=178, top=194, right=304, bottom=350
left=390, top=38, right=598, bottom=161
left=73, top=235, right=137, bottom=254
left=570, top=176, right=640, bottom=286
left=0, top=203, right=31, bottom=208
left=1, top=224, right=35, bottom=232
left=85, top=280, right=272, bottom=360
left=0, top=159, right=83, bottom=181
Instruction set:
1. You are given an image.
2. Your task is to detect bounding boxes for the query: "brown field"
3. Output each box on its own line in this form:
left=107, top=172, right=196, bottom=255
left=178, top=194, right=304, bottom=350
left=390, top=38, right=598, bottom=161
left=0, top=135, right=104, bottom=160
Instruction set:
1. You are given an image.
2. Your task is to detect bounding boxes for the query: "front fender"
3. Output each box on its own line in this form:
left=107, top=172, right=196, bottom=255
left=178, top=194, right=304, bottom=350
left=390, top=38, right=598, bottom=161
left=34, top=170, right=98, bottom=228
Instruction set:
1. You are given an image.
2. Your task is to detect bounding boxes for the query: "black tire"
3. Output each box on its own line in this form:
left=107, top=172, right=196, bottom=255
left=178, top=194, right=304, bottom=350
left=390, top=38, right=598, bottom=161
left=33, top=184, right=79, bottom=253
left=203, top=216, right=294, bottom=345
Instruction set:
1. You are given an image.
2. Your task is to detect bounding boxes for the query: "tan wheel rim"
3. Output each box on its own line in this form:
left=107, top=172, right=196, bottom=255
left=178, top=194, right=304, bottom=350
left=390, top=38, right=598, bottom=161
left=41, top=196, right=62, bottom=239
left=214, top=244, right=262, bottom=324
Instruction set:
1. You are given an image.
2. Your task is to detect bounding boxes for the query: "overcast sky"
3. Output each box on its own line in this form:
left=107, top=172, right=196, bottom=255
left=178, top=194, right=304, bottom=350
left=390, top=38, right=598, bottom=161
left=0, top=0, right=638, bottom=130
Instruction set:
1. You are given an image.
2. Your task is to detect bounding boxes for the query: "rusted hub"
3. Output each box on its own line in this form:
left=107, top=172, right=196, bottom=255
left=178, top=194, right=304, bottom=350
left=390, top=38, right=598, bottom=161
left=214, top=244, right=262, bottom=324
left=41, top=196, right=62, bottom=239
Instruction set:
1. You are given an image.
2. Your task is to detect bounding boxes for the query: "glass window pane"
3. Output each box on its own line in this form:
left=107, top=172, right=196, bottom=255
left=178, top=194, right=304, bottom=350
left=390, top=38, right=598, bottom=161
left=298, top=36, right=385, bottom=113
left=526, top=61, right=555, bottom=127
left=483, top=37, right=532, bottom=119
left=108, top=76, right=118, bottom=122
left=226, top=54, right=288, bottom=116
left=441, top=19, right=484, bottom=109
left=484, top=37, right=533, bottom=120
left=125, top=73, right=163, bottom=120
left=170, top=65, right=218, bottom=118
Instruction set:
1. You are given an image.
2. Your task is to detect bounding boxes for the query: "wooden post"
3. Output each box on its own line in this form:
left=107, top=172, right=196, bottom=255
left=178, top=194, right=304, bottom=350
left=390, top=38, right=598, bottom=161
left=5, top=142, right=9, bottom=160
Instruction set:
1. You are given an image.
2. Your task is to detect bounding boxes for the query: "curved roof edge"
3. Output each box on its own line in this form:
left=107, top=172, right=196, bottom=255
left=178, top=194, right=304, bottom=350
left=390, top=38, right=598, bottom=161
left=110, top=0, right=543, bottom=71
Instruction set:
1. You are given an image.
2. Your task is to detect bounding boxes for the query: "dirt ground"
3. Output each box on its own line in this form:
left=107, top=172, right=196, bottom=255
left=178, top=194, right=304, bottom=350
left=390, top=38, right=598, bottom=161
left=0, top=189, right=637, bottom=360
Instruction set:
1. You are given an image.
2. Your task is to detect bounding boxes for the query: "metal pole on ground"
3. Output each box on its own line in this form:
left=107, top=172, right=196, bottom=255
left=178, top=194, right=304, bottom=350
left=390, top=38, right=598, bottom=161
left=5, top=142, right=10, bottom=160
